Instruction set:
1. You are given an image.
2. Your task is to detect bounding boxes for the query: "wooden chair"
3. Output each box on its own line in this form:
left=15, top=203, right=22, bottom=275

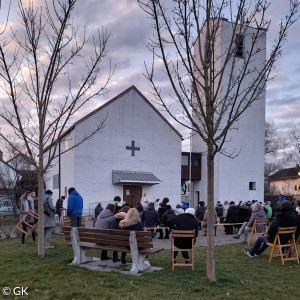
left=14, top=210, right=39, bottom=238
left=170, top=230, right=195, bottom=271
left=266, top=226, right=299, bottom=265
left=291, top=233, right=300, bottom=257
left=247, top=219, right=268, bottom=246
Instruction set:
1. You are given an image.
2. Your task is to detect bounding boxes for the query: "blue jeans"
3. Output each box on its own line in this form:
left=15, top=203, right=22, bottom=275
left=71, top=215, right=82, bottom=227
left=250, top=235, right=269, bottom=255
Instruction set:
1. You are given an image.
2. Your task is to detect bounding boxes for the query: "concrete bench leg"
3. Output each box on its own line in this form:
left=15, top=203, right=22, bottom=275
left=129, top=231, right=151, bottom=274
left=70, top=227, right=93, bottom=265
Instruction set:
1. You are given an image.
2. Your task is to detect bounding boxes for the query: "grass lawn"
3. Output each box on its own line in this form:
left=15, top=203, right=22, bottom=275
left=0, top=234, right=299, bottom=300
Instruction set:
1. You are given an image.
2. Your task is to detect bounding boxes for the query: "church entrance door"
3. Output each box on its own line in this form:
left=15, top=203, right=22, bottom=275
left=123, top=185, right=142, bottom=207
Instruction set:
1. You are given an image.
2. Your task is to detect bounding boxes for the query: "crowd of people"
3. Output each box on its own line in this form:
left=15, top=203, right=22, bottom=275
left=18, top=188, right=300, bottom=263
left=93, top=196, right=199, bottom=263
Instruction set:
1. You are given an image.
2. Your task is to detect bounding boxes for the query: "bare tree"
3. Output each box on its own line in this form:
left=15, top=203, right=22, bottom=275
left=264, top=121, right=290, bottom=178
left=138, top=0, right=299, bottom=281
left=289, top=124, right=300, bottom=164
left=265, top=121, right=286, bottom=157
left=0, top=0, right=113, bottom=257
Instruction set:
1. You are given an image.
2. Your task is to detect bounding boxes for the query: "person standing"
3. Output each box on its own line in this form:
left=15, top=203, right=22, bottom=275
left=195, top=201, right=206, bottom=230
left=141, top=202, right=159, bottom=238
left=141, top=193, right=148, bottom=207
left=19, top=191, right=36, bottom=245
left=55, top=196, right=66, bottom=222
left=67, top=187, right=83, bottom=227
left=43, top=190, right=56, bottom=249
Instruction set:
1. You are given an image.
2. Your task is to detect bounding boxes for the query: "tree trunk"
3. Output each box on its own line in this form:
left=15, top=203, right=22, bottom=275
left=206, top=140, right=216, bottom=282
left=37, top=167, right=44, bottom=257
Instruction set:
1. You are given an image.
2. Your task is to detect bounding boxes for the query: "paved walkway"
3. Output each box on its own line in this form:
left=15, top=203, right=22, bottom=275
left=152, top=226, right=242, bottom=249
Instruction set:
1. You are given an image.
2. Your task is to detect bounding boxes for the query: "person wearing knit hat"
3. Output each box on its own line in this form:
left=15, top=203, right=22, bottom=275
left=167, top=207, right=199, bottom=262
left=185, top=208, right=195, bottom=216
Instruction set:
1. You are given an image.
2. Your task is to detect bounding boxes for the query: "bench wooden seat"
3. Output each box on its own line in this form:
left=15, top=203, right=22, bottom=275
left=63, top=226, right=164, bottom=274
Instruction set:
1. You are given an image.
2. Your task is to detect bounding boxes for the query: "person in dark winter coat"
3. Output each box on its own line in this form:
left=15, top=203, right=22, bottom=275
left=159, top=205, right=175, bottom=239
left=55, top=196, right=65, bottom=216
left=141, top=202, right=159, bottom=238
left=96, top=203, right=120, bottom=262
left=94, top=203, right=103, bottom=219
left=67, top=187, right=83, bottom=227
left=195, top=201, right=206, bottom=229
left=238, top=201, right=251, bottom=224
left=167, top=208, right=199, bottom=261
left=158, top=202, right=167, bottom=222
left=215, top=202, right=224, bottom=220
left=119, top=208, right=144, bottom=264
left=136, top=203, right=144, bottom=218
left=244, top=200, right=299, bottom=257
left=224, top=201, right=239, bottom=234
left=233, top=202, right=266, bottom=243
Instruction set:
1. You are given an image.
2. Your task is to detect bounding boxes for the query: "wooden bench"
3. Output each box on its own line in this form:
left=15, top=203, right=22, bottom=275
left=63, top=226, right=164, bottom=274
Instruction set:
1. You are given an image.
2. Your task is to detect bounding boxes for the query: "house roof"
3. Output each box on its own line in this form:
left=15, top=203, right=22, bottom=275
left=44, top=85, right=182, bottom=153
left=269, top=165, right=300, bottom=181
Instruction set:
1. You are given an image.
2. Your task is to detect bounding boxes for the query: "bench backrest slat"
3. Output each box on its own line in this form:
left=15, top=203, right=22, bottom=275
left=80, top=238, right=130, bottom=247
left=64, top=227, right=155, bottom=249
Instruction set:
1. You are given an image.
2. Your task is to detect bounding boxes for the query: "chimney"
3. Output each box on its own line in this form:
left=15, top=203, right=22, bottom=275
left=0, top=150, right=3, bottom=161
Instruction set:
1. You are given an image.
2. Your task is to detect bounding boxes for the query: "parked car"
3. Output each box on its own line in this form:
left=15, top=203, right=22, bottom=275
left=0, top=197, right=17, bottom=216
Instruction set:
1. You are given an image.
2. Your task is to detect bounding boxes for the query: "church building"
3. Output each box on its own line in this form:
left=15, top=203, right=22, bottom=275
left=44, top=86, right=182, bottom=213
left=191, top=19, right=266, bottom=205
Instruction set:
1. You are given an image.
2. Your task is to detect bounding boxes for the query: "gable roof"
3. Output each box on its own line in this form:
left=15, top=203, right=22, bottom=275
left=72, top=85, right=182, bottom=138
left=269, top=165, right=300, bottom=181
left=44, top=86, right=182, bottom=153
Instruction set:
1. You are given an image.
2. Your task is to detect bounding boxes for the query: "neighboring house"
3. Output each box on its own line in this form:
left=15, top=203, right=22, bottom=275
left=44, top=86, right=182, bottom=213
left=268, top=164, right=300, bottom=201
left=192, top=19, right=265, bottom=204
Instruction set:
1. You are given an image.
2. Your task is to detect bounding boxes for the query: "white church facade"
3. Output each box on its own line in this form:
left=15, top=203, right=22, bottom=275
left=44, top=86, right=182, bottom=213
left=191, top=19, right=265, bottom=205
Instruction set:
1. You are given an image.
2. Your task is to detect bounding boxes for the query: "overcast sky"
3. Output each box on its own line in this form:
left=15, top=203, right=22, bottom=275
left=0, top=0, right=299, bottom=152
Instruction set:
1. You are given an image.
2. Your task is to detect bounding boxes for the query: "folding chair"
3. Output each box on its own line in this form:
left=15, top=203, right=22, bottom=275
left=14, top=210, right=39, bottom=238
left=170, top=230, right=195, bottom=271
left=247, top=219, right=268, bottom=246
left=266, top=226, right=299, bottom=265
left=291, top=233, right=300, bottom=257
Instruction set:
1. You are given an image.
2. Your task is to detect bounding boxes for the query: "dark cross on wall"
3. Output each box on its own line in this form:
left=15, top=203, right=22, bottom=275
left=126, top=140, right=140, bottom=156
